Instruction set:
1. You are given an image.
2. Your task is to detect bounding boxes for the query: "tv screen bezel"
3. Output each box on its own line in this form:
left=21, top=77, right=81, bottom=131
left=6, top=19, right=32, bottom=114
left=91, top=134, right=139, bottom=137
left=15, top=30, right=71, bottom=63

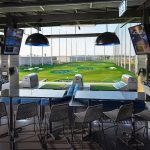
left=2, top=27, right=24, bottom=55
left=128, top=24, right=150, bottom=55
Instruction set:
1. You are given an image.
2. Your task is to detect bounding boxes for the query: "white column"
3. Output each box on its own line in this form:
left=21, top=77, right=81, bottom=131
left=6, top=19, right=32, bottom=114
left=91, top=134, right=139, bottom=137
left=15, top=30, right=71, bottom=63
left=9, top=55, right=19, bottom=96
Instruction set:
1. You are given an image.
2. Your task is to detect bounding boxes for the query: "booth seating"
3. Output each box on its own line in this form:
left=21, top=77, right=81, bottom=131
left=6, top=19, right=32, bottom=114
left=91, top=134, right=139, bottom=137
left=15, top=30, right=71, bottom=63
left=0, top=97, right=69, bottom=107
left=20, top=98, right=41, bottom=104
left=0, top=97, right=20, bottom=105
left=113, top=74, right=137, bottom=91
left=22, top=73, right=39, bottom=88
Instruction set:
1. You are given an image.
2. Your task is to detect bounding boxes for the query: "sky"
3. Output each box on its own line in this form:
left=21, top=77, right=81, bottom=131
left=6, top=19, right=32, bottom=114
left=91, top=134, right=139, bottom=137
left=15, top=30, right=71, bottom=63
left=20, top=24, right=119, bottom=57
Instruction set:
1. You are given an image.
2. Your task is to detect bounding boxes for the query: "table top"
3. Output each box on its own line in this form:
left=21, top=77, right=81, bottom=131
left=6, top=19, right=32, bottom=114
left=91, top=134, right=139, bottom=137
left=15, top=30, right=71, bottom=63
left=0, top=89, right=66, bottom=98
left=75, top=90, right=138, bottom=100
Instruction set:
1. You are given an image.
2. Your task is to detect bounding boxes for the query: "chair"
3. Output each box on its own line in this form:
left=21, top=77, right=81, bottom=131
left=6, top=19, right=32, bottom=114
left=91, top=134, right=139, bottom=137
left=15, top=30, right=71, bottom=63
left=0, top=102, right=9, bottom=135
left=134, top=109, right=150, bottom=139
left=73, top=104, right=103, bottom=146
left=46, top=103, right=72, bottom=148
left=47, top=103, right=70, bottom=136
left=103, top=103, right=133, bottom=135
left=14, top=102, right=40, bottom=143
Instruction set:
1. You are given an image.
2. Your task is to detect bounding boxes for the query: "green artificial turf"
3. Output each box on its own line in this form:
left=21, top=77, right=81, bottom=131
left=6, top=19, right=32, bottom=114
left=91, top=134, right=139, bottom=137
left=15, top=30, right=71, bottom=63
left=40, top=84, right=66, bottom=90
left=19, top=61, right=136, bottom=82
left=90, top=84, right=116, bottom=91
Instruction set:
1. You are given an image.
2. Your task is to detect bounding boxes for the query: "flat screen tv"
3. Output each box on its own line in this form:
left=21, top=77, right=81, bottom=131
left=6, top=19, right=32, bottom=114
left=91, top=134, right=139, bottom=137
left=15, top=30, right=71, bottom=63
left=128, top=24, right=150, bottom=55
left=2, top=27, right=24, bottom=55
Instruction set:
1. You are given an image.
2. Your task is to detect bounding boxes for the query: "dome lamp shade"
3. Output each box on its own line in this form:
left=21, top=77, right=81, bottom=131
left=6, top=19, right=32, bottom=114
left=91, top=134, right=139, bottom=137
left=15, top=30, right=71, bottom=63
left=25, top=33, right=49, bottom=46
left=96, top=32, right=120, bottom=46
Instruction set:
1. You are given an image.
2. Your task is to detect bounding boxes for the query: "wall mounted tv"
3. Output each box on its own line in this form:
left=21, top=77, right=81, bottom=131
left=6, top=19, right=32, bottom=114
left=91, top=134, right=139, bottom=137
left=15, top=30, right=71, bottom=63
left=2, top=27, right=24, bottom=55
left=128, top=24, right=150, bottom=55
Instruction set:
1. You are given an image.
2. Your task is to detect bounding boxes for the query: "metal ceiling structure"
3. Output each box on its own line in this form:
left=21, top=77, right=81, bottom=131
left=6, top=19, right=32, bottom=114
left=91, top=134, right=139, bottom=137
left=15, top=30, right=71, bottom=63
left=0, top=0, right=148, bottom=29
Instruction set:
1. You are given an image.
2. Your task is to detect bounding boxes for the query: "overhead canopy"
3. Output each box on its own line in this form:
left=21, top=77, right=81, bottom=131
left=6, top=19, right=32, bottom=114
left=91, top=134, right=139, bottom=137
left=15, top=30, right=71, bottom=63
left=0, top=0, right=148, bottom=29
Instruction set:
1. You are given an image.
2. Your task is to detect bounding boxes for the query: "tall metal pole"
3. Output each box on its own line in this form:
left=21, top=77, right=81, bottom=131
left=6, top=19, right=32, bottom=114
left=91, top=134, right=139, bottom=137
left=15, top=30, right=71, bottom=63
left=59, top=28, right=60, bottom=64
left=30, top=28, right=32, bottom=66
left=75, top=25, right=77, bottom=62
left=104, top=24, right=108, bottom=61
left=66, top=32, right=67, bottom=63
left=121, top=26, right=123, bottom=67
left=41, top=28, right=44, bottom=66
left=117, top=25, right=119, bottom=66
left=124, top=26, right=126, bottom=69
left=85, top=38, right=86, bottom=61
left=51, top=27, right=53, bottom=65
left=93, top=38, right=96, bottom=61
left=104, top=46, right=106, bottom=61
left=129, top=23, right=132, bottom=71
left=71, top=38, right=72, bottom=62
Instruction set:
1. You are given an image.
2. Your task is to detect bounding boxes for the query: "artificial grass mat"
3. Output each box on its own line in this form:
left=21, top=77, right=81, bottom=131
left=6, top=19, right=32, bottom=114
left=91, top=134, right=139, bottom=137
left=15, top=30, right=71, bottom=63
left=90, top=84, right=116, bottom=91
left=40, top=83, right=116, bottom=91
left=40, top=84, right=66, bottom=90
left=19, top=61, right=136, bottom=82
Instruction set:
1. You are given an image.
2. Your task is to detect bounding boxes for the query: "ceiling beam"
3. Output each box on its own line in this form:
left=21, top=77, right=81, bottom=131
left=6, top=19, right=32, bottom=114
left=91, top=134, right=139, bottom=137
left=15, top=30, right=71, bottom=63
left=0, top=0, right=121, bottom=7
left=0, top=9, right=141, bottom=25
left=45, top=33, right=101, bottom=38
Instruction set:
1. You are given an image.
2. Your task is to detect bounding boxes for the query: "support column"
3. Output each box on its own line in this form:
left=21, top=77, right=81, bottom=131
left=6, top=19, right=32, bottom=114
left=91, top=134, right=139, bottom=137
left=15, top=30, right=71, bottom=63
left=9, top=55, right=19, bottom=96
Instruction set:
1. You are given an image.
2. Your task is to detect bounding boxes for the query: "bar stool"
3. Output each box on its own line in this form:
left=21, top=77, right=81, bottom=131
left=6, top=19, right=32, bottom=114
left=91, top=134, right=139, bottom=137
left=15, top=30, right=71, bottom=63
left=14, top=102, right=40, bottom=148
left=73, top=104, right=103, bottom=147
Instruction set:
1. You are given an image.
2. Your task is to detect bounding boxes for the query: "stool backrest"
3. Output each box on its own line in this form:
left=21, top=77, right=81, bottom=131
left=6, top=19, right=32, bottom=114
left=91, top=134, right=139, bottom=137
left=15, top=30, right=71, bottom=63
left=49, top=103, right=69, bottom=122
left=0, top=102, right=7, bottom=118
left=116, top=103, right=133, bottom=122
left=84, top=104, right=103, bottom=123
left=16, top=102, right=38, bottom=120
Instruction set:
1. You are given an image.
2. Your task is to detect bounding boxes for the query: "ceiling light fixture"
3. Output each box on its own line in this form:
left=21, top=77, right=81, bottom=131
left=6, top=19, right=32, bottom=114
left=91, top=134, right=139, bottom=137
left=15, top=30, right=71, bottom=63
left=95, top=8, right=120, bottom=46
left=25, top=21, right=49, bottom=47
left=96, top=32, right=120, bottom=46
left=25, top=33, right=49, bottom=46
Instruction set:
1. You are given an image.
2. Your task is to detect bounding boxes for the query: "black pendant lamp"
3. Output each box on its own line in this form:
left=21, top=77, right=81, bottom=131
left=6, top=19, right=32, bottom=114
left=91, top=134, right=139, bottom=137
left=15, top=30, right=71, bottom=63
left=96, top=8, right=120, bottom=46
left=96, top=32, right=120, bottom=46
left=25, top=33, right=49, bottom=46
